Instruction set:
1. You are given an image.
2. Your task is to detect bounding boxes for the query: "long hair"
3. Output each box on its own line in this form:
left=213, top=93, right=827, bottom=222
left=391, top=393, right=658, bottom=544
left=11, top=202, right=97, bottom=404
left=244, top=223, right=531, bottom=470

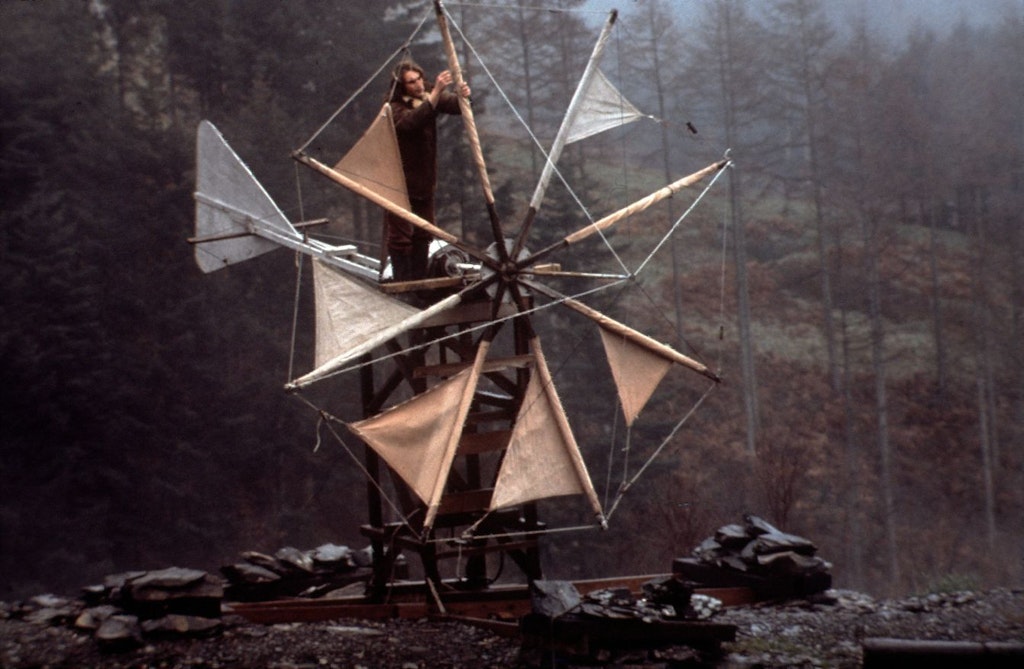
left=388, top=61, right=430, bottom=102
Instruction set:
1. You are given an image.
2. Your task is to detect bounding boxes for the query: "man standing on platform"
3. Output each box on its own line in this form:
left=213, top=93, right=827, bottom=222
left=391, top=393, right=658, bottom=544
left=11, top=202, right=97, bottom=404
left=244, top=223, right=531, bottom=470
left=385, top=61, right=471, bottom=282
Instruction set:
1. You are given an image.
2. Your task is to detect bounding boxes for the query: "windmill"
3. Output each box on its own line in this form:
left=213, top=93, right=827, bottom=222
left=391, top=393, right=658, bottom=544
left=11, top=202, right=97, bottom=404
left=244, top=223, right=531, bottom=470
left=191, top=2, right=731, bottom=602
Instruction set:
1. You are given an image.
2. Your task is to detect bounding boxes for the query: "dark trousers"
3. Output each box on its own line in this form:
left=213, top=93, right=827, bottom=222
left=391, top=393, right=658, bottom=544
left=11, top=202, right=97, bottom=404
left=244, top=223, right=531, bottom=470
left=386, top=196, right=435, bottom=282
left=390, top=235, right=430, bottom=282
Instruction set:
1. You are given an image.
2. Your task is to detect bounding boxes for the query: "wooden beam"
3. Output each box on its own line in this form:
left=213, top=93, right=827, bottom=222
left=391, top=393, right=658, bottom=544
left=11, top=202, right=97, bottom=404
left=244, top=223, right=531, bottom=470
left=414, top=354, right=533, bottom=379
left=457, top=430, right=512, bottom=455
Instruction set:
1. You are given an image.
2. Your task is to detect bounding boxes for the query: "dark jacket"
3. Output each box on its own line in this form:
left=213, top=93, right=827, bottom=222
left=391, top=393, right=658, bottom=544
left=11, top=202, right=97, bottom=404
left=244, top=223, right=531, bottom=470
left=389, top=92, right=462, bottom=200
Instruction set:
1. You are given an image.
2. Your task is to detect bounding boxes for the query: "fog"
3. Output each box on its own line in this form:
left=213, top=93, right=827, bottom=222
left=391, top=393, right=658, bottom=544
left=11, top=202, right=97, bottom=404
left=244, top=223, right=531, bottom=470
left=586, top=0, right=1019, bottom=38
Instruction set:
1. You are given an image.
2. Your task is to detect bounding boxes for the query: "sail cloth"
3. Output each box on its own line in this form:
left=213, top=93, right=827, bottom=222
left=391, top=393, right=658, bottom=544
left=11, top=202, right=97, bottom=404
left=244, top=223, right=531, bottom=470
left=193, top=120, right=302, bottom=273
left=489, top=339, right=604, bottom=520
left=288, top=290, right=462, bottom=389
left=333, top=104, right=411, bottom=213
left=312, top=260, right=419, bottom=367
left=598, top=327, right=672, bottom=427
left=564, top=69, right=647, bottom=145
left=347, top=342, right=490, bottom=530
left=347, top=337, right=605, bottom=528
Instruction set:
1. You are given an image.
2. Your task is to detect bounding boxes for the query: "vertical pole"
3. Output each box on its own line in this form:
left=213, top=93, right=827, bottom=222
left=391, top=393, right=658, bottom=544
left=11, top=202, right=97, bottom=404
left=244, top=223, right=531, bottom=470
left=360, top=354, right=389, bottom=599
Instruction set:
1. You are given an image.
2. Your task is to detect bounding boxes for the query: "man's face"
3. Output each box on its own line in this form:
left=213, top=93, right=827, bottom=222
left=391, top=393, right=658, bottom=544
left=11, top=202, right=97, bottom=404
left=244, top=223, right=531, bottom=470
left=402, top=70, right=425, bottom=98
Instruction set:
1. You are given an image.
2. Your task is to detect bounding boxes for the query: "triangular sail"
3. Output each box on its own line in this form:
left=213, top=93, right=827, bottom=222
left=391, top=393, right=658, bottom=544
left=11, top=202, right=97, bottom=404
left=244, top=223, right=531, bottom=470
left=312, top=260, right=418, bottom=367
left=333, top=104, right=411, bottom=213
left=346, top=347, right=482, bottom=507
left=193, top=120, right=301, bottom=273
left=489, top=340, right=604, bottom=520
left=599, top=327, right=672, bottom=426
left=565, top=68, right=646, bottom=145
left=346, top=342, right=489, bottom=529
left=526, top=11, right=617, bottom=214
left=288, top=291, right=463, bottom=389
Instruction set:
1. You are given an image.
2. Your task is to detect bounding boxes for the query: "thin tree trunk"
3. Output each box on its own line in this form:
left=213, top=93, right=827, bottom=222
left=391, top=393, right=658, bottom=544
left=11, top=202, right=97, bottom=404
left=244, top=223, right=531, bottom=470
left=715, top=2, right=759, bottom=454
left=839, top=305, right=864, bottom=589
left=966, top=187, right=998, bottom=548
left=841, top=19, right=899, bottom=593
left=976, top=373, right=998, bottom=550
left=730, top=169, right=759, bottom=455
left=926, top=199, right=948, bottom=398
left=833, top=227, right=864, bottom=589
left=516, top=1, right=539, bottom=182
left=797, top=21, right=839, bottom=394
left=861, top=209, right=899, bottom=591
left=643, top=1, right=685, bottom=345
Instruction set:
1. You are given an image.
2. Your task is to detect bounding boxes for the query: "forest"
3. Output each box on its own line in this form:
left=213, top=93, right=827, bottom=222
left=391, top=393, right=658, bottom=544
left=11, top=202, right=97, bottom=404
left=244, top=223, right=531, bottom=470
left=1, top=0, right=1021, bottom=602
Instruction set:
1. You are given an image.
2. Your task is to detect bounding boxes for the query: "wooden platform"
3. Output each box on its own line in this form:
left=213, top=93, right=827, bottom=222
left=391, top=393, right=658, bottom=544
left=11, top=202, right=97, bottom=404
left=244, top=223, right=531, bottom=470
left=223, top=575, right=756, bottom=625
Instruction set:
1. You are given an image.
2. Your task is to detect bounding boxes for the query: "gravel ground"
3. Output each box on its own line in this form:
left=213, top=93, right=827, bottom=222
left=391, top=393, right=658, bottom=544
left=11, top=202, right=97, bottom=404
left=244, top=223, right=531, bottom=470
left=3, top=588, right=1022, bottom=668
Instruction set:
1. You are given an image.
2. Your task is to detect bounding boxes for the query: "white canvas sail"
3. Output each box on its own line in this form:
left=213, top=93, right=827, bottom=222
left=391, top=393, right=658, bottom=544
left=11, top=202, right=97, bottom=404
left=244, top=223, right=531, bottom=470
left=489, top=340, right=604, bottom=520
left=193, top=120, right=301, bottom=273
left=288, top=291, right=463, bottom=389
left=312, top=260, right=418, bottom=367
left=564, top=68, right=646, bottom=145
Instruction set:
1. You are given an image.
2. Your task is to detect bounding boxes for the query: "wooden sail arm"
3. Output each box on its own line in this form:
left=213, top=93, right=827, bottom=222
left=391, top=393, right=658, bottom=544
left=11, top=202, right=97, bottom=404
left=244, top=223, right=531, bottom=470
left=187, top=218, right=330, bottom=245
left=435, top=1, right=492, bottom=204
left=518, top=159, right=730, bottom=271
left=528, top=337, right=606, bottom=526
left=435, top=0, right=506, bottom=260
left=286, top=292, right=464, bottom=390
left=524, top=279, right=720, bottom=383
left=292, top=151, right=498, bottom=271
left=285, top=265, right=503, bottom=390
left=530, top=266, right=628, bottom=281
left=513, top=10, right=618, bottom=258
left=565, top=159, right=729, bottom=246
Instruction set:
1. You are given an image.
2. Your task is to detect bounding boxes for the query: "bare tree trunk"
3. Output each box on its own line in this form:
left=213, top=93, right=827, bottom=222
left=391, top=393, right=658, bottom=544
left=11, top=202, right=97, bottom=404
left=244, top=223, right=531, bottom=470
left=643, top=1, right=685, bottom=345
left=964, top=186, right=999, bottom=548
left=860, top=207, right=900, bottom=591
left=729, top=169, right=759, bottom=455
left=830, top=229, right=864, bottom=589
left=785, top=0, right=840, bottom=394
left=714, top=1, right=760, bottom=455
left=1012, top=215, right=1024, bottom=450
left=834, top=17, right=900, bottom=594
left=839, top=304, right=864, bottom=589
left=516, top=0, right=539, bottom=182
left=976, top=374, right=998, bottom=550
left=926, top=199, right=948, bottom=397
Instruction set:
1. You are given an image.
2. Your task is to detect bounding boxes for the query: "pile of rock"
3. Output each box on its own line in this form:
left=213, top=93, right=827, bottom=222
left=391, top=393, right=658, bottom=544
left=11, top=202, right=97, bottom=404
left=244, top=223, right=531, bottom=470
left=4, top=542, right=381, bottom=654
left=528, top=577, right=723, bottom=623
left=7, top=567, right=225, bottom=652
left=521, top=579, right=736, bottom=666
left=220, top=543, right=380, bottom=601
left=674, top=514, right=832, bottom=600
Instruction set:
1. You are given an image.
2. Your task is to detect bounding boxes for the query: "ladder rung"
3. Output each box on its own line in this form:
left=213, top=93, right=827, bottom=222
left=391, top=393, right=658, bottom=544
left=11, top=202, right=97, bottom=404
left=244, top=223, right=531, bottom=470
left=458, top=430, right=512, bottom=455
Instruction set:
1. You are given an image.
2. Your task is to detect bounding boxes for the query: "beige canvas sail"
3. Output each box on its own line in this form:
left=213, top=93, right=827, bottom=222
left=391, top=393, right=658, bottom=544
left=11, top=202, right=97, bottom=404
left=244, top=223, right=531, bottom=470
left=334, top=104, right=411, bottom=212
left=489, top=340, right=603, bottom=519
left=346, top=342, right=489, bottom=529
left=598, top=326, right=673, bottom=426
left=312, top=259, right=419, bottom=367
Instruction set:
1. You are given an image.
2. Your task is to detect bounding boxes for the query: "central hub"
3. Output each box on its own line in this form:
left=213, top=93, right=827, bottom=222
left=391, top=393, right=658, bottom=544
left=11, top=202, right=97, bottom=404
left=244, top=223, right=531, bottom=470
left=483, top=238, right=531, bottom=300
